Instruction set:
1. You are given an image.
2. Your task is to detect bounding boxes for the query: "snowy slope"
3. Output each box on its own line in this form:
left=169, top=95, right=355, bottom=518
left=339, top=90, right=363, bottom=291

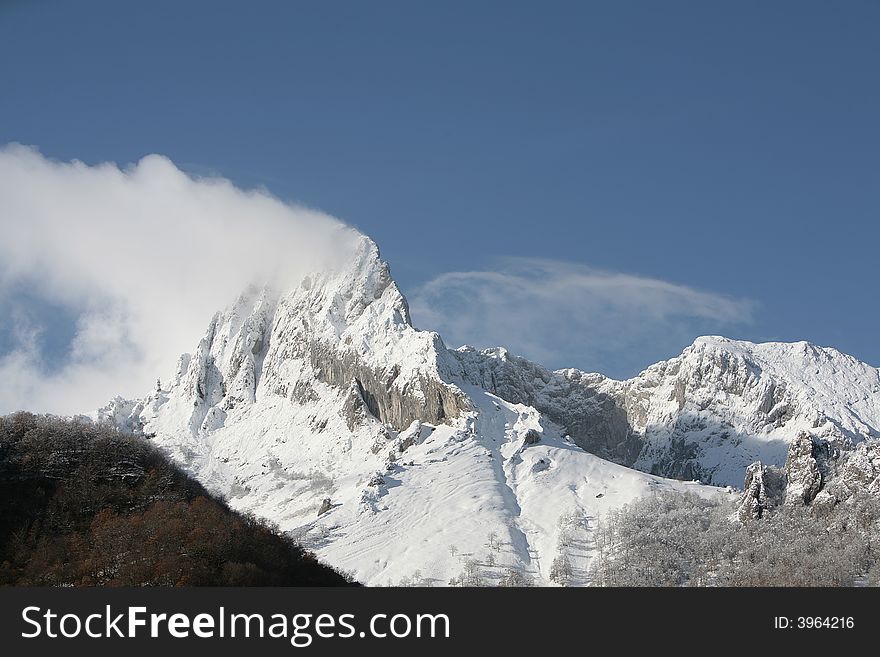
left=309, top=385, right=724, bottom=585
left=101, top=232, right=880, bottom=584
left=109, top=376, right=725, bottom=585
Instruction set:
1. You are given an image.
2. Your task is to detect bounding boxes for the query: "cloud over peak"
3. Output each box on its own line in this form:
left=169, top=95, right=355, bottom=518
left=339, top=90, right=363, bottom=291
left=0, top=145, right=757, bottom=413
left=0, top=144, right=359, bottom=414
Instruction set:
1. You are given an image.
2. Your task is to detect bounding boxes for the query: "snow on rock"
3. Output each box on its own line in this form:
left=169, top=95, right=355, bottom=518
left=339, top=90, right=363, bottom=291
left=737, top=430, right=880, bottom=520
left=303, top=385, right=726, bottom=585
left=783, top=432, right=825, bottom=505
left=99, top=232, right=880, bottom=584
left=451, top=336, right=880, bottom=486
left=737, top=461, right=785, bottom=521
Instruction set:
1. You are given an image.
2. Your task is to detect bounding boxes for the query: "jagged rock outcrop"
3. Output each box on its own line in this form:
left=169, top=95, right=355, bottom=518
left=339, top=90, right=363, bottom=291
left=812, top=440, right=880, bottom=513
left=738, top=430, right=880, bottom=519
left=784, top=432, right=824, bottom=505
left=738, top=462, right=767, bottom=521
left=737, top=461, right=785, bottom=521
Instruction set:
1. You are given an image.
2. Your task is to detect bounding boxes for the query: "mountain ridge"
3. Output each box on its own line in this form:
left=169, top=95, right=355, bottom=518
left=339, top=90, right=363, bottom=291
left=451, top=333, right=880, bottom=485
left=97, top=232, right=880, bottom=584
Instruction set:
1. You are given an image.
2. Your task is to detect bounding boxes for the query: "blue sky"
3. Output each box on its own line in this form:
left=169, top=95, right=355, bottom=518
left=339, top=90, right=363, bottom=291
left=1, top=1, right=878, bottom=411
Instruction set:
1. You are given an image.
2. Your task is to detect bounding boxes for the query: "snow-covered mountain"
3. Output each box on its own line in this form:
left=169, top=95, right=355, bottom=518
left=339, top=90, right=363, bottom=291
left=101, top=233, right=880, bottom=585
left=452, top=336, right=880, bottom=486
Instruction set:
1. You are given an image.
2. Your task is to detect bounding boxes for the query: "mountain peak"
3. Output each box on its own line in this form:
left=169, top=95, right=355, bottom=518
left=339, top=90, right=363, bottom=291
left=129, top=232, right=468, bottom=443
left=690, top=335, right=857, bottom=363
left=97, top=232, right=880, bottom=585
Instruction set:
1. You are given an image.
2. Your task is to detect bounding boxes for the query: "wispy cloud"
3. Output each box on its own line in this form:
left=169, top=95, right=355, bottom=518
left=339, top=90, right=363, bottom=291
left=408, top=257, right=756, bottom=378
left=0, top=144, right=360, bottom=414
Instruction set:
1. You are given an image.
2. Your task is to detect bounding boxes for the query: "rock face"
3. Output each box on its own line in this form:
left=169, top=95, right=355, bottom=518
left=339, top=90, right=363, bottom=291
left=450, top=348, right=642, bottom=465
left=784, top=432, right=825, bottom=505
left=738, top=462, right=767, bottom=521
left=737, top=461, right=785, bottom=521
left=738, top=430, right=880, bottom=519
left=451, top=338, right=880, bottom=486
left=118, top=236, right=469, bottom=445
left=812, top=440, right=880, bottom=512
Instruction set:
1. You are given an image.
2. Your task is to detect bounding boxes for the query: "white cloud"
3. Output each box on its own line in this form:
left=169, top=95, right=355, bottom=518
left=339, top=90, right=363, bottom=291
left=408, top=257, right=756, bottom=378
left=0, top=144, right=360, bottom=414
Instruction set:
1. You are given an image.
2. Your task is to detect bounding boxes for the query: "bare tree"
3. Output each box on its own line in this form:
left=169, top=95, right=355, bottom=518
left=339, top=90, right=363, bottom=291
left=458, top=558, right=484, bottom=586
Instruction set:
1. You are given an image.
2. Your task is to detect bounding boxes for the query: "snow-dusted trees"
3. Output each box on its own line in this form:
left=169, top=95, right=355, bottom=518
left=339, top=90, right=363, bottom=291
left=549, top=554, right=573, bottom=586
left=499, top=567, right=534, bottom=587
left=591, top=492, right=719, bottom=586
left=449, top=557, right=484, bottom=587
left=397, top=570, right=430, bottom=587
left=591, top=490, right=880, bottom=587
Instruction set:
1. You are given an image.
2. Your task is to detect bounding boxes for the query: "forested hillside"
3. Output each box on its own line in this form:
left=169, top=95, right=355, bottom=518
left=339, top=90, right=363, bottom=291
left=0, top=413, right=356, bottom=586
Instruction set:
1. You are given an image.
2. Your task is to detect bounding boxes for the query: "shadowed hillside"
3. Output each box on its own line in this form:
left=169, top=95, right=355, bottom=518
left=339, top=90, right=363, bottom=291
left=0, top=413, right=357, bottom=586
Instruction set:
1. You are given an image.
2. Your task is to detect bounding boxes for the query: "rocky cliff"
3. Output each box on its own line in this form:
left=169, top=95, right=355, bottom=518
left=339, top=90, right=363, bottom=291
left=737, top=431, right=880, bottom=520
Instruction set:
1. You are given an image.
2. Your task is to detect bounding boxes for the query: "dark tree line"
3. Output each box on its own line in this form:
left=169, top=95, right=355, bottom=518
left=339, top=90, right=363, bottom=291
left=0, top=412, right=357, bottom=586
